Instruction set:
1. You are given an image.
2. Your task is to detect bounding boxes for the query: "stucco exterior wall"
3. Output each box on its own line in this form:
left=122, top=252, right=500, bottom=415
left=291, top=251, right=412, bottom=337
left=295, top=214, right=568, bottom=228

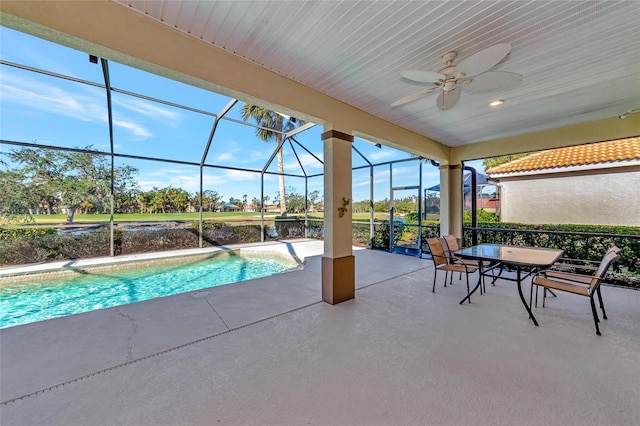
left=497, top=167, right=640, bottom=226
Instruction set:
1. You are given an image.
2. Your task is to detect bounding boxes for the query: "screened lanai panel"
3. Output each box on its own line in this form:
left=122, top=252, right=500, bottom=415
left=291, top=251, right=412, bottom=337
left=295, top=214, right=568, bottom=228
left=0, top=27, right=106, bottom=84
left=261, top=126, right=324, bottom=178
left=128, top=158, right=200, bottom=198
left=265, top=142, right=307, bottom=178
left=290, top=125, right=324, bottom=175
left=203, top=117, right=277, bottom=169
left=107, top=62, right=230, bottom=113
left=352, top=167, right=373, bottom=205
left=205, top=166, right=262, bottom=205
left=422, top=160, right=440, bottom=191
left=110, top=90, right=214, bottom=162
left=221, top=96, right=306, bottom=129
left=390, top=160, right=423, bottom=188
left=113, top=158, right=202, bottom=254
left=306, top=175, right=324, bottom=210
left=0, top=66, right=109, bottom=151
left=263, top=175, right=309, bottom=214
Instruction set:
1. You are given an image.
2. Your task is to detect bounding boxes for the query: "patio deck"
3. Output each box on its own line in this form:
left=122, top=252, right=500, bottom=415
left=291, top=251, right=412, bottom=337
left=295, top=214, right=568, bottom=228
left=1, top=240, right=639, bottom=425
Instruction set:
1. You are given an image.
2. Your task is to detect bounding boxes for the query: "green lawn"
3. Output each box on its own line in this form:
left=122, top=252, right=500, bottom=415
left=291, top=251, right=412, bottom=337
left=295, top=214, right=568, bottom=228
left=14, top=211, right=397, bottom=226
left=22, top=212, right=267, bottom=225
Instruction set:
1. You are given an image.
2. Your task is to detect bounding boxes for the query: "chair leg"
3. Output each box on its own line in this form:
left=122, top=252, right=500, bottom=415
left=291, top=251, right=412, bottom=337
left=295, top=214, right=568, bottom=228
left=542, top=288, right=547, bottom=307
left=433, top=269, right=437, bottom=293
left=597, top=287, right=607, bottom=320
left=590, top=296, right=602, bottom=336
left=443, top=271, right=448, bottom=288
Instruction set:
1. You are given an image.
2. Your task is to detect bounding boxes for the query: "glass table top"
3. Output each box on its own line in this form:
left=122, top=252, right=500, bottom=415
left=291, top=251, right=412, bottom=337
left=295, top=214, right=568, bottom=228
left=455, top=244, right=563, bottom=268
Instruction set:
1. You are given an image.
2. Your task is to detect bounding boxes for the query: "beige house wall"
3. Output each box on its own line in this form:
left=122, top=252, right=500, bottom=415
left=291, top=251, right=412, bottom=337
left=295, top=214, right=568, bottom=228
left=497, top=167, right=640, bottom=226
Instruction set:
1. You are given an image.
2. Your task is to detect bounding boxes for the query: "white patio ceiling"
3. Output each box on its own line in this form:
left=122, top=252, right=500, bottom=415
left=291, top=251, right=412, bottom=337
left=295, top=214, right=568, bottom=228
left=112, top=0, right=640, bottom=148
left=1, top=0, right=639, bottom=160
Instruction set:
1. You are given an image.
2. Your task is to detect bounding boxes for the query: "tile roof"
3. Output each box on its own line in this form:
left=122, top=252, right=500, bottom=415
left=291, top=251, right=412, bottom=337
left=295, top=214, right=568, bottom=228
left=486, top=137, right=640, bottom=175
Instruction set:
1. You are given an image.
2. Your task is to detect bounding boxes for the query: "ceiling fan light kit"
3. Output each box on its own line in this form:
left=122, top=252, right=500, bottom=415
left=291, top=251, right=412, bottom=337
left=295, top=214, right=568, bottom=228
left=393, top=43, right=522, bottom=111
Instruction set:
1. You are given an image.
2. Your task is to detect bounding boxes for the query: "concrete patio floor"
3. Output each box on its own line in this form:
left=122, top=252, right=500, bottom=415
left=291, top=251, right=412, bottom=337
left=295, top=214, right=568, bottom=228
left=1, top=239, right=639, bottom=425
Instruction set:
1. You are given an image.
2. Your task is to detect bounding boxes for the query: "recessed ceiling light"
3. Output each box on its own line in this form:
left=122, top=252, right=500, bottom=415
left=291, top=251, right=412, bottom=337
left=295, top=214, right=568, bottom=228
left=489, top=99, right=505, bottom=107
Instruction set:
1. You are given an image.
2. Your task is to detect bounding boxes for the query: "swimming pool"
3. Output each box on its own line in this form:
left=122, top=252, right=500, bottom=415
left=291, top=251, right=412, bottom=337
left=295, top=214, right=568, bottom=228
left=0, top=252, right=300, bottom=329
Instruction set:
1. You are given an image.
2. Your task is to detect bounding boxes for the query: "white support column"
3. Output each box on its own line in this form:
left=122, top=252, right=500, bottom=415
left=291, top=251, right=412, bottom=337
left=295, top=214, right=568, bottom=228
left=439, top=164, right=463, bottom=238
left=321, top=128, right=355, bottom=304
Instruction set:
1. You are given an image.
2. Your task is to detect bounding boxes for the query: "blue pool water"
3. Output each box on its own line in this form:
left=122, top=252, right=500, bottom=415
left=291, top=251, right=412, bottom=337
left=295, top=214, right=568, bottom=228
left=0, top=254, right=298, bottom=329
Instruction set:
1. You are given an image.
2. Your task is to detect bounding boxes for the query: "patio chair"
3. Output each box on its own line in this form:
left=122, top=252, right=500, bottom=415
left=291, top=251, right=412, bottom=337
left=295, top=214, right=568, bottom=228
left=541, top=245, right=623, bottom=306
left=441, top=234, right=497, bottom=291
left=531, top=245, right=621, bottom=335
left=426, top=237, right=479, bottom=294
left=441, top=235, right=480, bottom=268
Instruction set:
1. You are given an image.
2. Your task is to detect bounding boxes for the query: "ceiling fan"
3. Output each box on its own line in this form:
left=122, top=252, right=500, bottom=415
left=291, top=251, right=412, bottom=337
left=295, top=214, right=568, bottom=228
left=391, top=43, right=522, bottom=111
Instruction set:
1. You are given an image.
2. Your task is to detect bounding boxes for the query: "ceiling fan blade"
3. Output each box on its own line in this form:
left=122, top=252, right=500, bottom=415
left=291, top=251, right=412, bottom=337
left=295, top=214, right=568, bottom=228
left=436, top=87, right=461, bottom=111
left=391, top=86, right=438, bottom=107
left=456, top=43, right=512, bottom=78
left=467, top=71, right=523, bottom=91
left=400, top=70, right=446, bottom=83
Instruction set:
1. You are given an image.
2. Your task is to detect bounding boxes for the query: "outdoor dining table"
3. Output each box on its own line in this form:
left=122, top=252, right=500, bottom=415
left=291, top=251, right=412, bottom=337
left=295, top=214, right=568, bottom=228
left=454, top=244, right=563, bottom=326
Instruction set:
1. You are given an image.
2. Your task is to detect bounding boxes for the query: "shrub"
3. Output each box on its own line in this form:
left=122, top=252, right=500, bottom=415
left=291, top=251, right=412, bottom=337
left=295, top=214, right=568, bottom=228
left=464, top=209, right=499, bottom=223
left=274, top=215, right=305, bottom=238
left=0, top=227, right=56, bottom=241
left=372, top=220, right=405, bottom=250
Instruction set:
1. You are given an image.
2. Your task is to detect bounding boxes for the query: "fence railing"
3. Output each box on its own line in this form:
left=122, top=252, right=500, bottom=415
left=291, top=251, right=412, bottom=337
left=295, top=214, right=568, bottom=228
left=463, top=226, right=640, bottom=288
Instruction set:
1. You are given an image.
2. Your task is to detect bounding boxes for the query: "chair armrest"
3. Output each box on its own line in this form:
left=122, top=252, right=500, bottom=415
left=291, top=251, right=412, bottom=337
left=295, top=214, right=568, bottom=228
left=540, top=269, right=592, bottom=285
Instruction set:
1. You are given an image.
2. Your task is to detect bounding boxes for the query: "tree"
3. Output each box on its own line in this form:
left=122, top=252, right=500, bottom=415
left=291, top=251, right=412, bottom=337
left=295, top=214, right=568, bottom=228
left=3, top=146, right=138, bottom=224
left=308, top=190, right=321, bottom=211
left=282, top=186, right=305, bottom=213
left=251, top=197, right=260, bottom=212
left=0, top=168, right=35, bottom=222
left=164, top=187, right=191, bottom=212
left=202, top=190, right=221, bottom=212
left=483, top=153, right=532, bottom=170
left=240, top=104, right=301, bottom=216
left=113, top=165, right=141, bottom=213
left=351, top=199, right=371, bottom=214
left=1, top=146, right=138, bottom=223
left=2, top=147, right=62, bottom=215
left=374, top=198, right=390, bottom=213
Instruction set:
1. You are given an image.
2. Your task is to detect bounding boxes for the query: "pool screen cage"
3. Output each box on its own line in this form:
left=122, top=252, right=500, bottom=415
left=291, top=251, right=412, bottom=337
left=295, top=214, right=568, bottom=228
left=1, top=48, right=442, bottom=261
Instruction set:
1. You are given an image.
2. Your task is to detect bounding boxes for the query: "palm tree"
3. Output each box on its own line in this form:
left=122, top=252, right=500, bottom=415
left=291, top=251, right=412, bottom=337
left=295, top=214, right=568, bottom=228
left=240, top=104, right=299, bottom=215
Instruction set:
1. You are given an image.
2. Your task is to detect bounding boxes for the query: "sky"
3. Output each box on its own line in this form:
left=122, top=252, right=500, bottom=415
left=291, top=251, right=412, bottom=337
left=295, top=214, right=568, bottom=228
left=0, top=26, right=485, bottom=204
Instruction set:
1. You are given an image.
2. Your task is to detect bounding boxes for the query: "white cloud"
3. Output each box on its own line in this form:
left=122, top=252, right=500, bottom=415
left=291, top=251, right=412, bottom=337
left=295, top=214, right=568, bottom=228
left=217, top=152, right=234, bottom=162
left=112, top=118, right=152, bottom=138
left=284, top=153, right=323, bottom=171
left=113, top=97, right=183, bottom=123
left=369, top=150, right=398, bottom=161
left=1, top=71, right=153, bottom=139
left=225, top=169, right=261, bottom=181
left=138, top=171, right=226, bottom=192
